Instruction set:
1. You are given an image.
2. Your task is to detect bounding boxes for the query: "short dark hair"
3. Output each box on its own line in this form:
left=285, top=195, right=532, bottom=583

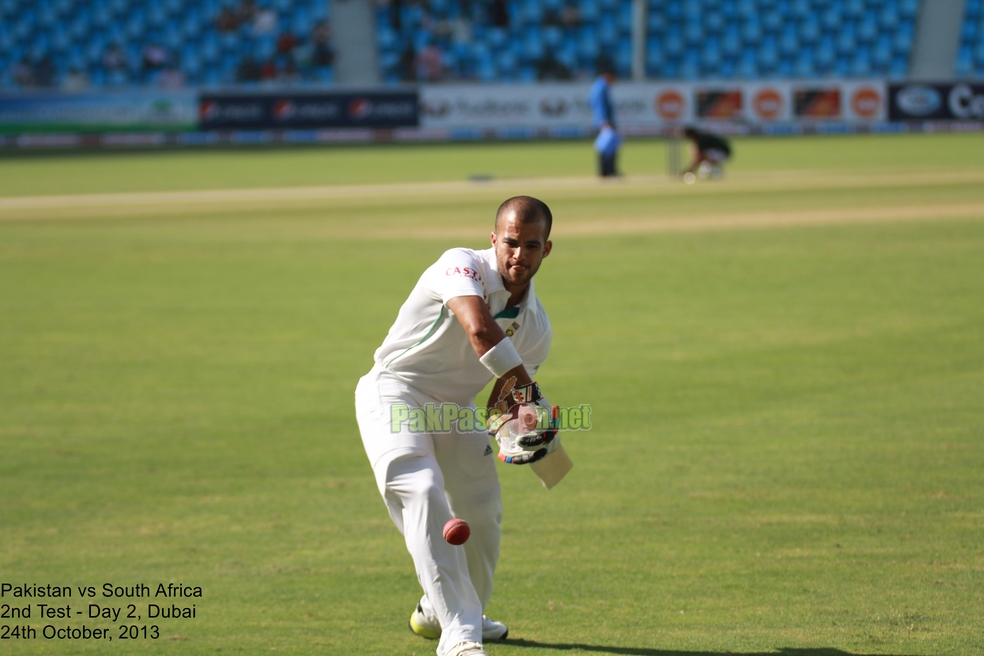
left=495, top=196, right=553, bottom=239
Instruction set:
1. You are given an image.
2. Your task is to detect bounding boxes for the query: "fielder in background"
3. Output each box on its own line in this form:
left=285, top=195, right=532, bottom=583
left=589, top=60, right=620, bottom=177
left=682, top=125, right=733, bottom=182
left=354, top=196, right=562, bottom=656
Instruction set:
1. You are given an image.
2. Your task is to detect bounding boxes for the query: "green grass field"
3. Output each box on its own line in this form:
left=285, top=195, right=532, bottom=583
left=1, top=133, right=983, bottom=656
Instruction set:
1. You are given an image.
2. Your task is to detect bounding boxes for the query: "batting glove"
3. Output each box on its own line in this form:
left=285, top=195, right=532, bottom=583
left=488, top=382, right=560, bottom=465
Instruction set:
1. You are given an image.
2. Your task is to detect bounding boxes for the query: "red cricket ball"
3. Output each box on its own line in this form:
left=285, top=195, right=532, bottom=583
left=443, top=518, right=470, bottom=545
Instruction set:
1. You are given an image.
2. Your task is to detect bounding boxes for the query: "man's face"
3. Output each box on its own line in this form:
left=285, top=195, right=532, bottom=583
left=490, top=213, right=552, bottom=292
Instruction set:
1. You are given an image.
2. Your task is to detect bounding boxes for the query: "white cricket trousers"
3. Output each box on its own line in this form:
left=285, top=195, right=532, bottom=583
left=355, top=365, right=502, bottom=653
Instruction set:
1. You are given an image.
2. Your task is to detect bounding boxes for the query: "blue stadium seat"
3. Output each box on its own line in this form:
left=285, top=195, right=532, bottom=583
left=763, top=9, right=781, bottom=31
left=498, top=50, right=517, bottom=77
left=859, top=13, right=877, bottom=41
left=521, top=0, right=543, bottom=25
left=108, top=68, right=129, bottom=86
left=202, top=65, right=219, bottom=86
left=557, top=43, right=576, bottom=70
left=879, top=5, right=899, bottom=29
left=836, top=25, right=856, bottom=54
left=646, top=35, right=662, bottom=66
left=821, top=6, right=841, bottom=31
left=961, top=21, right=977, bottom=41
left=665, top=31, right=683, bottom=56
left=86, top=37, right=104, bottom=64
left=149, top=4, right=166, bottom=27
left=776, top=57, right=792, bottom=77
left=544, top=25, right=562, bottom=48
left=778, top=25, right=796, bottom=54
left=163, top=20, right=181, bottom=48
left=182, top=46, right=200, bottom=74
left=873, top=34, right=891, bottom=66
left=257, top=34, right=275, bottom=60
left=817, top=34, right=834, bottom=66
left=722, top=27, right=740, bottom=55
left=488, top=26, right=507, bottom=49
left=891, top=57, right=909, bottom=77
left=759, top=35, right=778, bottom=67
left=738, top=51, right=757, bottom=78
left=684, top=19, right=702, bottom=44
left=895, top=20, right=915, bottom=52
left=618, top=2, right=632, bottom=31
left=522, top=27, right=544, bottom=60
left=599, top=13, right=617, bottom=45
left=799, top=19, right=819, bottom=44
left=578, top=0, right=599, bottom=23
left=900, top=0, right=919, bottom=16
left=67, top=46, right=84, bottom=68
left=577, top=27, right=600, bottom=60
left=681, top=60, right=699, bottom=80
left=477, top=53, right=495, bottom=82
left=701, top=36, right=720, bottom=66
left=647, top=11, right=664, bottom=32
left=850, top=47, right=871, bottom=76
left=794, top=51, right=815, bottom=77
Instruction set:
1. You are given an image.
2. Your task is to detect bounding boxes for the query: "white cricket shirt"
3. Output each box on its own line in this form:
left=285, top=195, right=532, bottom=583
left=373, top=247, right=552, bottom=405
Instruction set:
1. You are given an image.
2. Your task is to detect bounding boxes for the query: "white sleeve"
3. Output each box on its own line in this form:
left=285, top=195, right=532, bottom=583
left=428, top=248, right=488, bottom=305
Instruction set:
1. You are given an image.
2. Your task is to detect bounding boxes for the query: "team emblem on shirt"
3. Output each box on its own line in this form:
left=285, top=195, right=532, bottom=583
left=505, top=321, right=520, bottom=337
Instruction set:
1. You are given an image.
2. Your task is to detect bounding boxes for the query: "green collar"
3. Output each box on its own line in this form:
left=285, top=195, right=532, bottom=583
left=493, top=306, right=520, bottom=320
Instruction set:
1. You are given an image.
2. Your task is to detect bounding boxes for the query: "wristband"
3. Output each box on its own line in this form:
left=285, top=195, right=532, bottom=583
left=479, top=338, right=524, bottom=378
left=509, top=381, right=543, bottom=404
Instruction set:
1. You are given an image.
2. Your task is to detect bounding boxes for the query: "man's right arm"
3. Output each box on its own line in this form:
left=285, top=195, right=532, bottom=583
left=446, top=295, right=533, bottom=403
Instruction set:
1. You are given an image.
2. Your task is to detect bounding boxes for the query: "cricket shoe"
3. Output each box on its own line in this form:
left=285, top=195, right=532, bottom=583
left=408, top=604, right=509, bottom=641
left=440, top=641, right=486, bottom=656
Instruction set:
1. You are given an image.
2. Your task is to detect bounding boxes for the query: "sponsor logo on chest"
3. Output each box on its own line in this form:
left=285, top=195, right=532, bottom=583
left=445, top=266, right=483, bottom=282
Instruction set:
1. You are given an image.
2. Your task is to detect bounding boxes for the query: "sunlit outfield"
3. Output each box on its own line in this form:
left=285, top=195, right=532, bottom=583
left=1, top=133, right=983, bottom=656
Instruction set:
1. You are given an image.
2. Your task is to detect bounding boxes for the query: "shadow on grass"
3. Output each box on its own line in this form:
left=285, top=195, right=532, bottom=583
left=504, top=641, right=906, bottom=656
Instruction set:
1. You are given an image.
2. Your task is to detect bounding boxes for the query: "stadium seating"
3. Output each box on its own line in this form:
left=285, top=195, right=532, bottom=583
left=376, top=0, right=920, bottom=84
left=956, top=0, right=984, bottom=76
left=0, top=0, right=333, bottom=89
left=375, top=0, right=636, bottom=84
left=0, top=0, right=934, bottom=89
left=646, top=0, right=919, bottom=79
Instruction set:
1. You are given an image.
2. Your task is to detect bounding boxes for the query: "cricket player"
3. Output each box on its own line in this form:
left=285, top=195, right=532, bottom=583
left=683, top=125, right=732, bottom=179
left=589, top=61, right=619, bottom=177
left=355, top=196, right=559, bottom=656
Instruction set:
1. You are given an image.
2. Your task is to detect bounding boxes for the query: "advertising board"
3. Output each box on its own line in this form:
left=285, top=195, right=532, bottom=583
left=889, top=82, right=984, bottom=121
left=0, top=90, right=197, bottom=133
left=419, top=80, right=886, bottom=130
left=198, top=91, right=419, bottom=130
